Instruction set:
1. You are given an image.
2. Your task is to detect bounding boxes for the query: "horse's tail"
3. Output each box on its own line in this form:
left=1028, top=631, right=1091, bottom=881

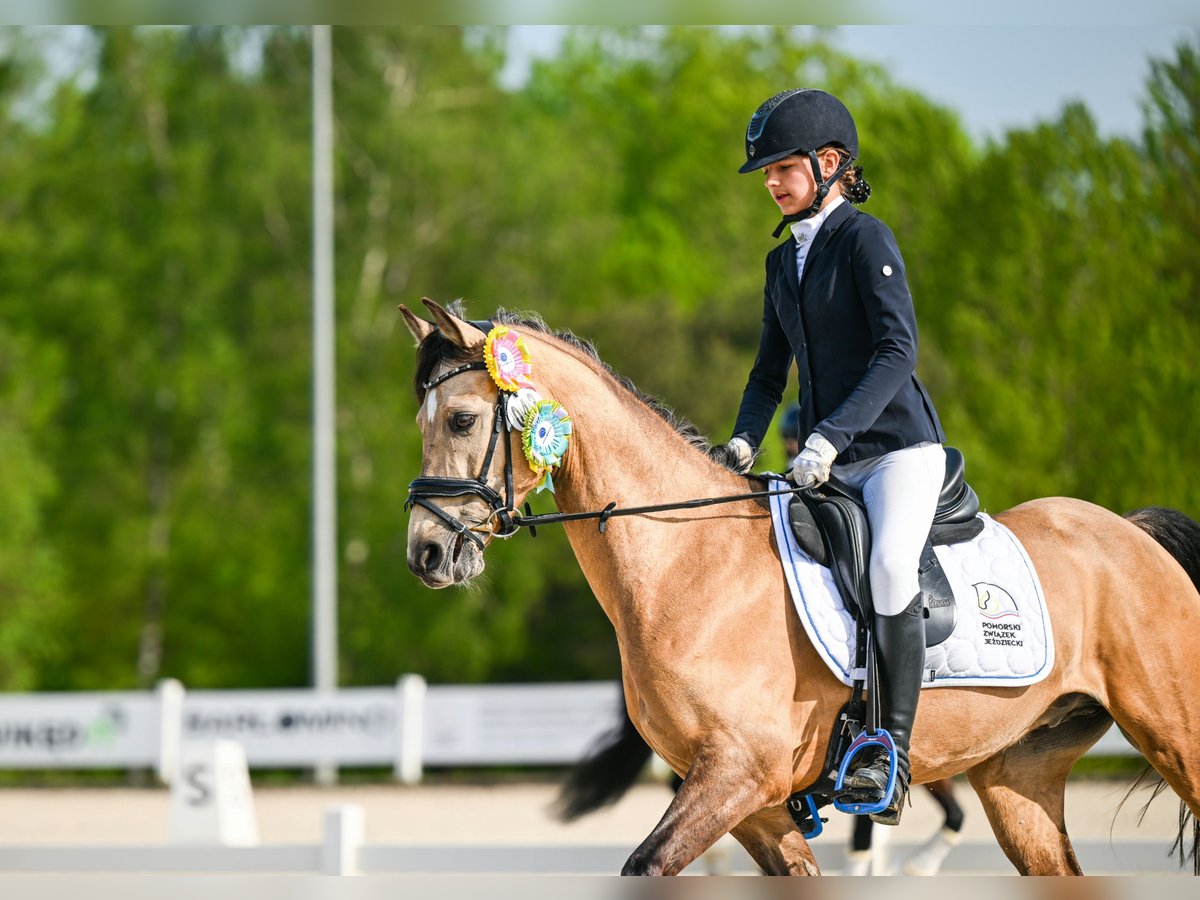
left=553, top=705, right=653, bottom=822
left=1123, top=505, right=1200, bottom=873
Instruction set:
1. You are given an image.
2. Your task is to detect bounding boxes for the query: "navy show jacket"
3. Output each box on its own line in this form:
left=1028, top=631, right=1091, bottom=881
left=733, top=201, right=945, bottom=464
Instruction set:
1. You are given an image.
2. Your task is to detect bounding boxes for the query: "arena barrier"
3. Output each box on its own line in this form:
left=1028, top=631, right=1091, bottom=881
left=0, top=678, right=1139, bottom=783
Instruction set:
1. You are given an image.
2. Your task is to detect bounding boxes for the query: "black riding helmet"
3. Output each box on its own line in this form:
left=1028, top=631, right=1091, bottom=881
left=740, top=89, right=859, bottom=235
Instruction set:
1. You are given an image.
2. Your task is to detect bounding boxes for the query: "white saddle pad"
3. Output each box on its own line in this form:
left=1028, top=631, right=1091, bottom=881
left=767, top=480, right=1054, bottom=689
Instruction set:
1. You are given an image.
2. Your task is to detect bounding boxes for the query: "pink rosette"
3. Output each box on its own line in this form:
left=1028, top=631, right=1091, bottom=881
left=484, top=326, right=534, bottom=392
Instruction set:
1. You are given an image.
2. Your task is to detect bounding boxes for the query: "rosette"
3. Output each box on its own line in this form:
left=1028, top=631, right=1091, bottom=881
left=522, top=400, right=572, bottom=493
left=505, top=387, right=543, bottom=431
left=484, top=325, right=534, bottom=392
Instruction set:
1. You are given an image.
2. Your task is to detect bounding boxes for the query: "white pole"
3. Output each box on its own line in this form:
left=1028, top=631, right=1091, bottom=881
left=312, top=24, right=338, bottom=786
left=395, top=674, right=427, bottom=785
left=321, top=805, right=365, bottom=875
left=155, top=678, right=185, bottom=786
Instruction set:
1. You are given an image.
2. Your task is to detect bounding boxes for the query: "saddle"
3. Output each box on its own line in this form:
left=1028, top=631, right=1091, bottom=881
left=787, top=446, right=983, bottom=646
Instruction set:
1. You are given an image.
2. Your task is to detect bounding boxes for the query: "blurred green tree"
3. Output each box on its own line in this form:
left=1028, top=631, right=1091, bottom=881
left=0, top=26, right=1195, bottom=693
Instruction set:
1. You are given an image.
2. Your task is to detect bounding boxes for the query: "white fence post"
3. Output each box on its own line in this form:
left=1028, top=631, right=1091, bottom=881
left=395, top=674, right=426, bottom=785
left=321, top=804, right=364, bottom=875
left=156, top=678, right=185, bottom=785
left=169, top=739, right=260, bottom=846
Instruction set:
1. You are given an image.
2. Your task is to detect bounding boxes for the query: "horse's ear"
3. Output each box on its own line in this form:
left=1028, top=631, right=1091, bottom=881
left=422, top=297, right=485, bottom=350
left=397, top=304, right=436, bottom=345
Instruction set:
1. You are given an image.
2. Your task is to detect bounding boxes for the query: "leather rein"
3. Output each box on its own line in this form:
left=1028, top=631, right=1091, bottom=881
left=405, top=358, right=808, bottom=544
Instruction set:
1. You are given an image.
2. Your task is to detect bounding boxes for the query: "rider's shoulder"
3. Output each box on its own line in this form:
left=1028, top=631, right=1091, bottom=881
left=843, top=208, right=898, bottom=244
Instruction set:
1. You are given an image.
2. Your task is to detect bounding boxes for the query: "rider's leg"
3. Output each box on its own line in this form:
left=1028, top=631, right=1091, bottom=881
left=852, top=593, right=926, bottom=824
left=841, top=442, right=946, bottom=824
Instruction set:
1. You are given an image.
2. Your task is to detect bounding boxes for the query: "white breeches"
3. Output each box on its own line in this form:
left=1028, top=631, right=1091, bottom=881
left=832, top=442, right=947, bottom=617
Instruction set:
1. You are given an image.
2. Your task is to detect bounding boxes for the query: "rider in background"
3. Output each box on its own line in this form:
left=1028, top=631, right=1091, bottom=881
left=720, top=89, right=948, bottom=826
left=779, top=402, right=802, bottom=464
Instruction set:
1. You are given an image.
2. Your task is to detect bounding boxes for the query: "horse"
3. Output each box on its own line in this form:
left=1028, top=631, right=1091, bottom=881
left=399, top=298, right=1200, bottom=876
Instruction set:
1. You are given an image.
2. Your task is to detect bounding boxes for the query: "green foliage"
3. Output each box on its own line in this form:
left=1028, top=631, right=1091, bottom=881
left=0, top=26, right=1196, bottom=691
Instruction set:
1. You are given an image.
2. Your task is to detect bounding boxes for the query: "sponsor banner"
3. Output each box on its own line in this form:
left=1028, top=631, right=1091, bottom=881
left=423, top=682, right=622, bottom=765
left=182, top=688, right=396, bottom=767
left=0, top=693, right=158, bottom=767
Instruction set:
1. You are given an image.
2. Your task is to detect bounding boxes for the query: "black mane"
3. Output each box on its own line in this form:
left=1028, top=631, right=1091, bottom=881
left=413, top=303, right=746, bottom=474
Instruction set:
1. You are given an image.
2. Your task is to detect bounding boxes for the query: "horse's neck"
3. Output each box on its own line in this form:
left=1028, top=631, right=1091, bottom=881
left=538, top=344, right=744, bottom=514
left=535, top=341, right=767, bottom=631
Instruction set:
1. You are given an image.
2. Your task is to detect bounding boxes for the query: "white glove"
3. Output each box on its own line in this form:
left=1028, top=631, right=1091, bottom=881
left=724, top=436, right=755, bottom=474
left=791, top=432, right=837, bottom=488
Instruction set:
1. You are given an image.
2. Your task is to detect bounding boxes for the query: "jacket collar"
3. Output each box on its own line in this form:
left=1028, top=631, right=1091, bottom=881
left=782, top=201, right=856, bottom=296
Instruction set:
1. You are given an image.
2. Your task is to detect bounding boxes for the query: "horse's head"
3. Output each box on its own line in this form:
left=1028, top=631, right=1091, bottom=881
left=399, top=298, right=551, bottom=588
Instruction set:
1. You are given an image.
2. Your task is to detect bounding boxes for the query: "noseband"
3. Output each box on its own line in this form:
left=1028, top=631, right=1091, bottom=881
left=404, top=359, right=518, bottom=549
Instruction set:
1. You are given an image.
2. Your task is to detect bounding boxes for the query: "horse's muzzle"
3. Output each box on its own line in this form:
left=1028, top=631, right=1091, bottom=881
left=407, top=526, right=485, bottom=588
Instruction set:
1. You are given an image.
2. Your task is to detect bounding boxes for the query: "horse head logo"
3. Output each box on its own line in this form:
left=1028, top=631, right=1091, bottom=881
left=974, top=583, right=1020, bottom=620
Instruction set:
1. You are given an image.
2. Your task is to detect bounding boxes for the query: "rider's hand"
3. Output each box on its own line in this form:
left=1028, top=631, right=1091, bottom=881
left=717, top=436, right=755, bottom=474
left=791, top=432, right=837, bottom=489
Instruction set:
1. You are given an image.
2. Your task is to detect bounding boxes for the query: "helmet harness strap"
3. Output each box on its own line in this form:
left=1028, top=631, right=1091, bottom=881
left=772, top=150, right=855, bottom=238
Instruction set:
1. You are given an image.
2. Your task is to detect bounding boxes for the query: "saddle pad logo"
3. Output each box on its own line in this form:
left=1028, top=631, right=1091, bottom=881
left=975, top=583, right=1020, bottom=620
left=975, top=582, right=1027, bottom=650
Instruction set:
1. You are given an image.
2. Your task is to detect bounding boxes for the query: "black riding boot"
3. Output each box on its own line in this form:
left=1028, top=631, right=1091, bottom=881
left=845, top=592, right=926, bottom=826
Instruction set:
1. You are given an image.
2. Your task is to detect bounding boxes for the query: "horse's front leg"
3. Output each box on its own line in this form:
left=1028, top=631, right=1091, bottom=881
left=620, top=739, right=813, bottom=876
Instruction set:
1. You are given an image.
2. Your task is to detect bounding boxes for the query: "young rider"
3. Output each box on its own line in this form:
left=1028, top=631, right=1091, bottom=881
left=722, top=89, right=947, bottom=825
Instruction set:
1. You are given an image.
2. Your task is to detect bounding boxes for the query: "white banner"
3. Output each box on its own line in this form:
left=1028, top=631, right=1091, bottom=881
left=0, top=693, right=159, bottom=768
left=182, top=688, right=397, bottom=767
left=423, top=682, right=622, bottom=765
left=0, top=680, right=1141, bottom=773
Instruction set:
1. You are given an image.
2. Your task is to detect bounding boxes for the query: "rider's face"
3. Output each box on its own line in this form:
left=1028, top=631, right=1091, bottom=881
left=762, top=150, right=842, bottom=216
left=763, top=155, right=817, bottom=216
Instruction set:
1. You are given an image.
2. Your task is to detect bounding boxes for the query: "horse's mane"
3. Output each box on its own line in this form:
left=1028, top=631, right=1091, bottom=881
left=413, top=303, right=747, bottom=474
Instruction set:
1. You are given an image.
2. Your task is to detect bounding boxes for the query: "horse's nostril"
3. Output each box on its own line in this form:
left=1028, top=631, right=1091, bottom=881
left=419, top=541, right=442, bottom=573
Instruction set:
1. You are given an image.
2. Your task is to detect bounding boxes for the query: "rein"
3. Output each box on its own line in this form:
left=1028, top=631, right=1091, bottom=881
left=405, top=358, right=808, bottom=542
left=511, top=483, right=807, bottom=537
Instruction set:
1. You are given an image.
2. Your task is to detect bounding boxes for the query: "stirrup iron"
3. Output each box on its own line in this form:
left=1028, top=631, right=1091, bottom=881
left=832, top=728, right=897, bottom=816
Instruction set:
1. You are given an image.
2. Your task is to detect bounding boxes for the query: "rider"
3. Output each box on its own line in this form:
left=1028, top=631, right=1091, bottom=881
left=721, top=89, right=947, bottom=825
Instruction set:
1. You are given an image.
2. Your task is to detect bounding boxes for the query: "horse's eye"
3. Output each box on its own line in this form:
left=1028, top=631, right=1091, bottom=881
left=450, top=412, right=478, bottom=432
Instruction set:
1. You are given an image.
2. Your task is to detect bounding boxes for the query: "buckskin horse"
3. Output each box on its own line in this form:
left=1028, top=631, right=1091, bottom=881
left=400, top=298, right=1200, bottom=876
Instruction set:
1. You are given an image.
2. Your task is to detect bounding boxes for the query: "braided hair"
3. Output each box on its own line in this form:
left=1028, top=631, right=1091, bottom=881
left=830, top=146, right=871, bottom=204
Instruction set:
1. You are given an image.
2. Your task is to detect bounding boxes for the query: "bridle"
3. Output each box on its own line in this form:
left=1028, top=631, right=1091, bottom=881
left=404, top=331, right=812, bottom=548
left=404, top=357, right=520, bottom=550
